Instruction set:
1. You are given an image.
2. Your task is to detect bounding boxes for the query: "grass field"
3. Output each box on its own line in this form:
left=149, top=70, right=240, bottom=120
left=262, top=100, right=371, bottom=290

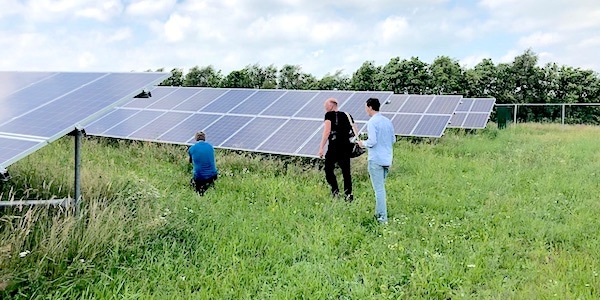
left=1, top=123, right=599, bottom=299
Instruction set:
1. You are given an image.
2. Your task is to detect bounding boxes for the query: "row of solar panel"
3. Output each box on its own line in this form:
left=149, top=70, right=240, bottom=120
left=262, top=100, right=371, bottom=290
left=0, top=71, right=170, bottom=167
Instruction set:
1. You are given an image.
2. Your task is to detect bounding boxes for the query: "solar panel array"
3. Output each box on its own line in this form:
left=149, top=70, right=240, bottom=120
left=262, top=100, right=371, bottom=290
left=448, top=98, right=496, bottom=129
left=0, top=71, right=170, bottom=168
left=86, top=87, right=463, bottom=158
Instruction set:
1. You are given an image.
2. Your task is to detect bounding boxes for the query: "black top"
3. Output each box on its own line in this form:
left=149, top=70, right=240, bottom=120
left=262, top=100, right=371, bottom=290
left=324, top=111, right=354, bottom=149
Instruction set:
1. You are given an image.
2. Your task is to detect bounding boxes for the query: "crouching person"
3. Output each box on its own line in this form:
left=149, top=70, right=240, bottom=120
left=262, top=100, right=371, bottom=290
left=188, top=131, right=218, bottom=195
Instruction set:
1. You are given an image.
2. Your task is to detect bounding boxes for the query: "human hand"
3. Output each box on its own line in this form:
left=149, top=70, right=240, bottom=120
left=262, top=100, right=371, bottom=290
left=318, top=148, right=324, bottom=158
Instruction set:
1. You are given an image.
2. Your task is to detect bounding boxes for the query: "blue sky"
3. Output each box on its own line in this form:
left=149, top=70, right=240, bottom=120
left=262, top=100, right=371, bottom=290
left=1, top=0, right=599, bottom=78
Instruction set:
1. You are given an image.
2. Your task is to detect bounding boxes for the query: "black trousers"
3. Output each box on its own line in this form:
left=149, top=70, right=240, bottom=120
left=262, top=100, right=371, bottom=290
left=324, top=148, right=352, bottom=196
left=192, top=174, right=218, bottom=195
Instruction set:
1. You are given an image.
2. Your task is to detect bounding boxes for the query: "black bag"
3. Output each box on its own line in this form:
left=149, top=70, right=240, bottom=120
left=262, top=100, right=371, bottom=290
left=344, top=112, right=365, bottom=158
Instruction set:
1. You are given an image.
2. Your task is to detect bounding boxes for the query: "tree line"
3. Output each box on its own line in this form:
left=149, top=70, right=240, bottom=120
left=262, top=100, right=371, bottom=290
left=152, top=49, right=600, bottom=124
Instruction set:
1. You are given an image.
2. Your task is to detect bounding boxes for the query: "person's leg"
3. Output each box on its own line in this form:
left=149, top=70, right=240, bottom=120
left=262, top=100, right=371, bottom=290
left=338, top=154, right=352, bottom=200
left=194, top=178, right=209, bottom=195
left=368, top=162, right=387, bottom=223
left=324, top=152, right=339, bottom=196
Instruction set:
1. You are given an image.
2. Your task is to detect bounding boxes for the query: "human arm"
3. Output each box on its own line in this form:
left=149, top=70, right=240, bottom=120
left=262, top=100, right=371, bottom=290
left=360, top=121, right=377, bottom=148
left=318, top=120, right=331, bottom=158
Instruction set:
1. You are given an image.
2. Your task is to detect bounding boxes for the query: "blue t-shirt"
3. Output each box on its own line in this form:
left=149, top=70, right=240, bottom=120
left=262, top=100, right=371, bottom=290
left=188, top=141, right=218, bottom=180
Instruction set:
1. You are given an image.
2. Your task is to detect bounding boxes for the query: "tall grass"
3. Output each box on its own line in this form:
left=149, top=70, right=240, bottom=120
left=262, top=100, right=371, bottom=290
left=1, top=123, right=599, bottom=299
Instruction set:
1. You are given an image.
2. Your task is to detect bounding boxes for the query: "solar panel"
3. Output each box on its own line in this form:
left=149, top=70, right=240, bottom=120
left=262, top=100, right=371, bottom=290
left=448, top=98, right=496, bottom=129
left=0, top=71, right=170, bottom=168
left=85, top=87, right=463, bottom=158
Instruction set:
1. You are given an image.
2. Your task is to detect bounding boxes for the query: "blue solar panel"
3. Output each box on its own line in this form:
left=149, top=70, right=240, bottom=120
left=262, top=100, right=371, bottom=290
left=122, top=86, right=179, bottom=109
left=158, top=113, right=221, bottom=143
left=221, top=117, right=287, bottom=150
left=260, top=90, right=319, bottom=117
left=380, top=94, right=408, bottom=113
left=147, top=88, right=202, bottom=110
left=340, top=91, right=393, bottom=122
left=399, top=95, right=434, bottom=113
left=200, top=89, right=256, bottom=113
left=85, top=109, right=139, bottom=135
left=229, top=90, right=286, bottom=115
left=129, top=112, right=192, bottom=140
left=204, top=115, right=253, bottom=145
left=426, top=96, right=462, bottom=114
left=0, top=136, right=44, bottom=166
left=296, top=126, right=325, bottom=157
left=294, top=91, right=354, bottom=119
left=103, top=110, right=165, bottom=138
left=447, top=98, right=495, bottom=129
left=412, top=115, right=451, bottom=137
left=258, top=119, right=322, bottom=154
left=173, top=89, right=228, bottom=111
left=390, top=114, right=421, bottom=135
left=0, top=71, right=169, bottom=168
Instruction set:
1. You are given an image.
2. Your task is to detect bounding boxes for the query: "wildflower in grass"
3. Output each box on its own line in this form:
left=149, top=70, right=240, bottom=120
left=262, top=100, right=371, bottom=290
left=467, top=264, right=476, bottom=268
left=19, top=250, right=30, bottom=258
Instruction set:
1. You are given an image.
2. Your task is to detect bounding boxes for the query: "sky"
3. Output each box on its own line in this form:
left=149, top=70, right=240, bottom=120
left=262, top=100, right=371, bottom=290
left=1, top=0, right=599, bottom=78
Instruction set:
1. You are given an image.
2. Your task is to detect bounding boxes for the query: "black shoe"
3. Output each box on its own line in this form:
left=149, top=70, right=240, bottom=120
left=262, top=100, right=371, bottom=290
left=345, top=194, right=354, bottom=203
left=331, top=190, right=340, bottom=198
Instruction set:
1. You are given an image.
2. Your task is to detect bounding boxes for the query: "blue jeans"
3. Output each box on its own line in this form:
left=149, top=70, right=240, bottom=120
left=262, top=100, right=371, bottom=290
left=368, top=162, right=389, bottom=223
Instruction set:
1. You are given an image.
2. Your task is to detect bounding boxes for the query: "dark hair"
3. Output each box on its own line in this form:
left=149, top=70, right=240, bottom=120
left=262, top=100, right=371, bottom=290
left=366, top=97, right=380, bottom=111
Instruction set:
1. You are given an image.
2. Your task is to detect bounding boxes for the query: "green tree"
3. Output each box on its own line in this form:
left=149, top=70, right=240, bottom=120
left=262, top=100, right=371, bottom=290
left=159, top=68, right=184, bottom=86
left=429, top=56, right=465, bottom=95
left=243, top=63, right=278, bottom=89
left=278, top=64, right=316, bottom=90
left=350, top=61, right=382, bottom=91
left=379, top=57, right=403, bottom=93
left=313, top=70, right=350, bottom=90
left=183, top=65, right=223, bottom=87
left=397, top=57, right=431, bottom=94
left=464, top=58, right=497, bottom=98
left=221, top=69, right=252, bottom=88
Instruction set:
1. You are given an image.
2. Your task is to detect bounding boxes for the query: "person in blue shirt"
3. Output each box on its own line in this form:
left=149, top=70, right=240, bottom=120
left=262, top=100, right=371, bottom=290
left=188, top=131, right=218, bottom=195
left=358, top=98, right=395, bottom=223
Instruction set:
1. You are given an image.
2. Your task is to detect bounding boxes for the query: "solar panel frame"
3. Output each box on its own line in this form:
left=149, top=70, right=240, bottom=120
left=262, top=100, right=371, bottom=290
left=447, top=97, right=496, bottom=129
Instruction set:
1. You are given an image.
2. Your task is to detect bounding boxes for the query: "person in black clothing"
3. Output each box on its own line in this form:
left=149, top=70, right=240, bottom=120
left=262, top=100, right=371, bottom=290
left=318, top=98, right=359, bottom=202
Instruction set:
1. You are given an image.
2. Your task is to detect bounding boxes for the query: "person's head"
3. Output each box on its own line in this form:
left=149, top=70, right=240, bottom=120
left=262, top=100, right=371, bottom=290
left=365, top=97, right=380, bottom=116
left=324, top=98, right=338, bottom=112
left=195, top=131, right=206, bottom=141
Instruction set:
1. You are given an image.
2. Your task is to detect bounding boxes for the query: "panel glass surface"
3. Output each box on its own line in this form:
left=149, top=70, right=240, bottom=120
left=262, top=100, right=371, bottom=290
left=0, top=72, right=169, bottom=138
left=399, top=95, right=434, bottom=113
left=341, top=92, right=393, bottom=122
left=0, top=137, right=43, bottom=167
left=258, top=119, right=323, bottom=154
left=102, top=110, right=164, bottom=138
left=159, top=113, right=221, bottom=143
left=0, top=72, right=56, bottom=98
left=122, top=86, right=179, bottom=109
left=229, top=90, right=286, bottom=115
left=294, top=91, right=354, bottom=119
left=426, top=96, right=462, bottom=114
left=200, top=89, right=256, bottom=113
left=129, top=112, right=192, bottom=140
left=380, top=95, right=408, bottom=113
left=448, top=112, right=467, bottom=128
left=470, top=98, right=496, bottom=112
left=173, top=88, right=228, bottom=111
left=296, top=126, right=325, bottom=157
left=260, top=91, right=318, bottom=117
left=85, top=109, right=139, bottom=135
left=221, top=117, right=287, bottom=150
left=390, top=114, right=421, bottom=135
left=412, top=115, right=451, bottom=137
left=147, top=88, right=202, bottom=110
left=462, top=113, right=490, bottom=128
left=203, top=115, right=253, bottom=145
left=455, top=99, right=474, bottom=112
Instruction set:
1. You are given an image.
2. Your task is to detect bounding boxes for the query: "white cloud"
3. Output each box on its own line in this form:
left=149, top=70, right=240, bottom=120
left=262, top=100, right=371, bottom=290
left=377, top=16, right=410, bottom=44
left=518, top=32, right=562, bottom=48
left=163, top=13, right=193, bottom=43
left=126, top=0, right=177, bottom=17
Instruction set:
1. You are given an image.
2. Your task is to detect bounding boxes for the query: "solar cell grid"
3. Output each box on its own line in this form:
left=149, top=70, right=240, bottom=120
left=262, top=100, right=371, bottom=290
left=341, top=91, right=393, bottom=122
left=449, top=112, right=467, bottom=127
left=462, top=113, right=490, bottom=128
left=85, top=109, right=139, bottom=134
left=0, top=136, right=44, bottom=165
left=147, top=88, right=202, bottom=110
left=455, top=99, right=474, bottom=112
left=412, top=115, right=451, bottom=137
left=122, top=86, right=178, bottom=108
left=260, top=90, right=319, bottom=117
left=221, top=117, right=287, bottom=150
left=0, top=71, right=56, bottom=98
left=158, top=113, right=221, bottom=143
left=399, top=95, right=434, bottom=113
left=204, top=115, right=253, bottom=145
left=380, top=94, right=408, bottom=113
left=229, top=90, right=286, bottom=115
left=426, top=96, right=462, bottom=114
left=294, top=91, right=354, bottom=119
left=103, top=110, right=164, bottom=138
left=258, top=119, right=322, bottom=154
left=200, top=89, right=256, bottom=113
left=173, top=88, right=228, bottom=112
left=470, top=98, right=496, bottom=112
left=390, top=114, right=421, bottom=135
left=129, top=112, right=191, bottom=140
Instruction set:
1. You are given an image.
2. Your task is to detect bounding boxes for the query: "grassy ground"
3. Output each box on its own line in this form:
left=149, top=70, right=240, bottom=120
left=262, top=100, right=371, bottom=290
left=1, top=123, right=599, bottom=299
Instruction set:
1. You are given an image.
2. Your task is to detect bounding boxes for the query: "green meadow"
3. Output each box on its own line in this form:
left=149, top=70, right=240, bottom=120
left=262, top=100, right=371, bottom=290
left=1, top=123, right=599, bottom=299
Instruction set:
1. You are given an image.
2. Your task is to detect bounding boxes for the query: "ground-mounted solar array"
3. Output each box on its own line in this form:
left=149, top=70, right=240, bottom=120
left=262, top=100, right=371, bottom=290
left=0, top=71, right=170, bottom=169
left=85, top=87, right=465, bottom=158
left=448, top=98, right=496, bottom=129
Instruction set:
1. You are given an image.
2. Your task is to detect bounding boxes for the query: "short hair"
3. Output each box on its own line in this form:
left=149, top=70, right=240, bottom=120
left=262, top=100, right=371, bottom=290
left=327, top=98, right=338, bottom=106
left=366, top=97, right=380, bottom=111
left=195, top=131, right=206, bottom=141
